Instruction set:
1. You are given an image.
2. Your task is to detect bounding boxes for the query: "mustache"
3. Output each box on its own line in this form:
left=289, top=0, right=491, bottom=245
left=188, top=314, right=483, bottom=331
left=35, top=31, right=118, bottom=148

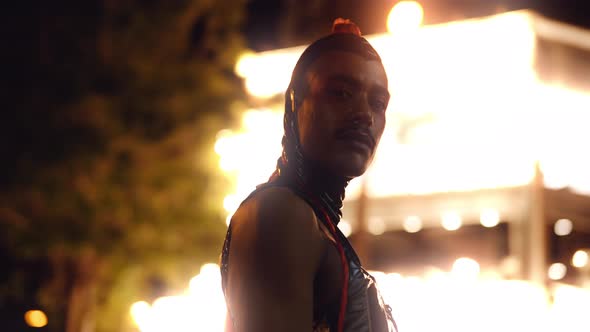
left=334, top=125, right=376, bottom=149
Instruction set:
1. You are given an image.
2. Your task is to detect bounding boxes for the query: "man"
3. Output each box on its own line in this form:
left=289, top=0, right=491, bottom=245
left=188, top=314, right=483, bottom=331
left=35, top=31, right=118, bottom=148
left=221, top=19, right=397, bottom=332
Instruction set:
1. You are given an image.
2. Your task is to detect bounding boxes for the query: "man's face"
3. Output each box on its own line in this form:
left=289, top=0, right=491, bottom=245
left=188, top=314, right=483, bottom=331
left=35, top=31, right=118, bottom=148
left=296, top=51, right=389, bottom=178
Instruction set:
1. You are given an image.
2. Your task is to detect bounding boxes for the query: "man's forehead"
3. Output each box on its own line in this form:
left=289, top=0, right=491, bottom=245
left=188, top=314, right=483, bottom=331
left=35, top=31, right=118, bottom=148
left=306, top=52, right=388, bottom=88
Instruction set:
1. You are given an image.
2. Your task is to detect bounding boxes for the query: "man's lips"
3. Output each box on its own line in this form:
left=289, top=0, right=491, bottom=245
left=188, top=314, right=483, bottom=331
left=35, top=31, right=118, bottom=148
left=334, top=128, right=376, bottom=151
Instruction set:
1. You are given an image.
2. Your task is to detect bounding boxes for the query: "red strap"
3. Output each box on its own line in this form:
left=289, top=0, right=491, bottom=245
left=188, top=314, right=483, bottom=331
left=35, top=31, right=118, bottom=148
left=307, top=197, right=349, bottom=332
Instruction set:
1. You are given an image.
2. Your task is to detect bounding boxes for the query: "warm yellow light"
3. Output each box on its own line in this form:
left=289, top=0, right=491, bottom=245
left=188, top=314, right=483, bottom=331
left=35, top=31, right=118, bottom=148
left=441, top=212, right=462, bottom=231
left=190, top=264, right=222, bottom=295
left=215, top=109, right=283, bottom=223
left=403, top=215, right=423, bottom=233
left=130, top=301, right=151, bottom=328
left=500, top=256, right=521, bottom=277
left=214, top=136, right=230, bottom=157
left=548, top=263, right=567, bottom=281
left=551, top=284, right=590, bottom=330
left=368, top=217, right=386, bottom=235
left=187, top=264, right=227, bottom=332
left=235, top=52, right=258, bottom=78
left=131, top=260, right=590, bottom=332
left=215, top=131, right=240, bottom=172
left=572, top=250, right=589, bottom=268
left=223, top=194, right=239, bottom=214
left=339, top=219, right=352, bottom=237
left=150, top=296, right=201, bottom=331
left=238, top=48, right=302, bottom=98
left=24, top=310, right=48, bottom=328
left=232, top=13, right=590, bottom=197
left=387, top=1, right=424, bottom=33
left=554, top=218, right=573, bottom=236
left=451, top=257, right=480, bottom=280
left=201, top=263, right=220, bottom=275
left=480, top=208, right=500, bottom=228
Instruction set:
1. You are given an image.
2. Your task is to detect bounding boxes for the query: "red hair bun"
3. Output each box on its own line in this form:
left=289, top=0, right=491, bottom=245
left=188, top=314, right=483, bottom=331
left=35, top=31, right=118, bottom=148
left=331, top=18, right=362, bottom=36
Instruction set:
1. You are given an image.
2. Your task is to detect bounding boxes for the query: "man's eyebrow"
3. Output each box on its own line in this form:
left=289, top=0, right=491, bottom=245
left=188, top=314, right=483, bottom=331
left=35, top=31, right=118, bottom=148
left=373, top=86, right=390, bottom=100
left=324, top=74, right=362, bottom=87
left=325, top=74, right=390, bottom=98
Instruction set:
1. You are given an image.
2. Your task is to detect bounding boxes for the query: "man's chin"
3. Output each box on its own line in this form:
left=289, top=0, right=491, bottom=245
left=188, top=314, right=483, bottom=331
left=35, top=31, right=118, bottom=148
left=333, top=156, right=370, bottom=178
left=343, top=167, right=368, bottom=179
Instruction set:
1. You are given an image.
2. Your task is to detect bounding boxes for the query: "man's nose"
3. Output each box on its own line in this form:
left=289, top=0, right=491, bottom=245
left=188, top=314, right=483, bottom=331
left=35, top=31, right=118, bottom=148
left=350, top=96, right=374, bottom=127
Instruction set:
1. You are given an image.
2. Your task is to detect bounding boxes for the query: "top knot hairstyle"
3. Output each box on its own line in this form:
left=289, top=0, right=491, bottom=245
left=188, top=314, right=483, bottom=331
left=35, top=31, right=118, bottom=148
left=287, top=18, right=381, bottom=99
left=331, top=18, right=362, bottom=36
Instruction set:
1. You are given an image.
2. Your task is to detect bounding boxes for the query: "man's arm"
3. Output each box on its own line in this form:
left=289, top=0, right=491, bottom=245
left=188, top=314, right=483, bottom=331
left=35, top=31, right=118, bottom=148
left=225, top=186, right=327, bottom=332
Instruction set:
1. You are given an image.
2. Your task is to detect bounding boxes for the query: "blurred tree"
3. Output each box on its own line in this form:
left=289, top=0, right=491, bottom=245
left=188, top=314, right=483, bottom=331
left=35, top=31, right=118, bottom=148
left=1, top=0, right=247, bottom=331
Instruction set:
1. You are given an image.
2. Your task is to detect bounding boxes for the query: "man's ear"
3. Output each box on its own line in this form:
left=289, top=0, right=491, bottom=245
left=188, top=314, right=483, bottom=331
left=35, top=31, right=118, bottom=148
left=289, top=89, right=297, bottom=113
left=289, top=88, right=304, bottom=112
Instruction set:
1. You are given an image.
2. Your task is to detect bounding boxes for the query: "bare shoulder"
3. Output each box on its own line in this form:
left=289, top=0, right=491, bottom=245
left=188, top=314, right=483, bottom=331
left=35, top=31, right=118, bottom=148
left=231, top=186, right=326, bottom=258
left=243, top=186, right=313, bottom=220
left=226, top=186, right=328, bottom=330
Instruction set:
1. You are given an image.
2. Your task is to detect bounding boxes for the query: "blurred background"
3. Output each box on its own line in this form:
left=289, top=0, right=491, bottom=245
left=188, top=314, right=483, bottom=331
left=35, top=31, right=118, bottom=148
left=1, top=0, right=590, bottom=331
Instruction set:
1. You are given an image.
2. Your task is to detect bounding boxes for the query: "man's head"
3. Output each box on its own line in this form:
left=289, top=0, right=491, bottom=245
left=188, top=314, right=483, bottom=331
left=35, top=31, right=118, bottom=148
left=284, top=20, right=389, bottom=179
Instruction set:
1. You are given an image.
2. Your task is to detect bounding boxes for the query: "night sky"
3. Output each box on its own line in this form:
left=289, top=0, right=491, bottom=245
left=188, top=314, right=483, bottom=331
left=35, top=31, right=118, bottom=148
left=244, top=0, right=590, bottom=51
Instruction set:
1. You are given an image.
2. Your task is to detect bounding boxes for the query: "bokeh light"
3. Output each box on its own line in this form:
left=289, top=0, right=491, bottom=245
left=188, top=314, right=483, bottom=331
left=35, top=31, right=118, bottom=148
left=215, top=109, right=284, bottom=223
left=132, top=264, right=226, bottom=332
left=229, top=12, right=590, bottom=198
left=368, top=217, right=386, bottom=235
left=234, top=52, right=257, bottom=78
left=338, top=219, right=352, bottom=237
left=451, top=257, right=480, bottom=281
left=554, top=218, right=573, bottom=236
left=24, top=310, right=48, bottom=328
left=387, top=1, right=424, bottom=34
left=130, top=301, right=151, bottom=329
left=441, top=211, right=462, bottom=231
left=571, top=250, right=589, bottom=269
left=548, top=263, right=567, bottom=281
left=403, top=215, right=423, bottom=233
left=131, top=263, right=590, bottom=332
left=236, top=50, right=302, bottom=99
left=480, top=208, right=500, bottom=228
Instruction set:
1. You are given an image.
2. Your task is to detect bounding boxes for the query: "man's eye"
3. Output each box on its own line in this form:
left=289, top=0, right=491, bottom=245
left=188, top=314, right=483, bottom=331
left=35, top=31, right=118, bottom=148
left=370, top=98, right=387, bottom=112
left=328, top=87, right=353, bottom=98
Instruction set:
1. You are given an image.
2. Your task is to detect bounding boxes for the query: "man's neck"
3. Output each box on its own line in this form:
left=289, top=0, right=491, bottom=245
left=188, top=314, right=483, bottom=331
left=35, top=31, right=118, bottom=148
left=275, top=159, right=350, bottom=224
